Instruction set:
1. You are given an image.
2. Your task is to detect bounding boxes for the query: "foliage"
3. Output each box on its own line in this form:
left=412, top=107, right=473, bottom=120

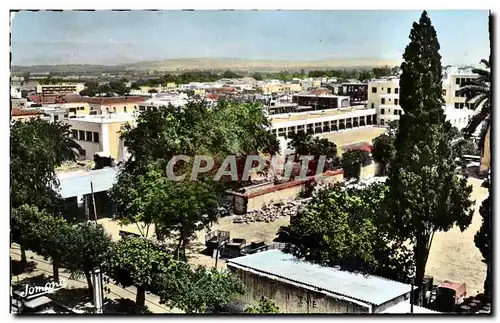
left=452, top=138, right=480, bottom=159
left=251, top=72, right=263, bottom=81
left=10, top=119, right=82, bottom=210
left=80, top=79, right=129, bottom=97
left=289, top=182, right=413, bottom=282
left=341, top=149, right=371, bottom=180
left=475, top=195, right=491, bottom=299
left=37, top=76, right=79, bottom=85
left=384, top=11, right=475, bottom=291
left=456, top=59, right=491, bottom=143
left=372, top=133, right=395, bottom=176
left=222, top=70, right=241, bottom=79
left=105, top=237, right=176, bottom=307
left=245, top=296, right=280, bottom=314
left=153, top=264, right=245, bottom=313
left=59, top=222, right=113, bottom=300
left=287, top=132, right=340, bottom=173
left=371, top=66, right=392, bottom=78
left=111, top=100, right=278, bottom=258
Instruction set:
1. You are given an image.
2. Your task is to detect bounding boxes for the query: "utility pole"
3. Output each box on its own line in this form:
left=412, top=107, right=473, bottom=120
left=90, top=182, right=98, bottom=222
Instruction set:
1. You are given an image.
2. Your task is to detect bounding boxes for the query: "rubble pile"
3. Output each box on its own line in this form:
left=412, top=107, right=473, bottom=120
left=217, top=202, right=234, bottom=217
left=233, top=200, right=302, bottom=224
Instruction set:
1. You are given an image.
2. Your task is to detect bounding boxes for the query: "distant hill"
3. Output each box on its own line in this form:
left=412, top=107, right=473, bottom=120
left=11, top=57, right=401, bottom=74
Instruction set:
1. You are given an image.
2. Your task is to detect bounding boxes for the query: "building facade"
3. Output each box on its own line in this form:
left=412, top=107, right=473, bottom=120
left=66, top=114, right=134, bottom=160
left=36, top=83, right=85, bottom=95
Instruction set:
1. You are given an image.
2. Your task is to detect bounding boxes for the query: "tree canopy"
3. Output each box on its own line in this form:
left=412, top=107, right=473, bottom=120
left=371, top=133, right=395, bottom=176
left=475, top=195, right=491, bottom=300
left=384, top=11, right=474, bottom=293
left=245, top=296, right=280, bottom=314
left=341, top=149, right=371, bottom=180
left=289, top=182, right=413, bottom=282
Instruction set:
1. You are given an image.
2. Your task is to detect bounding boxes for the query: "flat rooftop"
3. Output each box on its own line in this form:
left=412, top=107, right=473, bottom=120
left=228, top=250, right=411, bottom=306
left=57, top=167, right=119, bottom=198
left=270, top=106, right=371, bottom=124
left=65, top=114, right=135, bottom=124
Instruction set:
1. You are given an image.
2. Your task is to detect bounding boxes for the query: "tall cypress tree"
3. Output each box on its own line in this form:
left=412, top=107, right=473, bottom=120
left=385, top=11, right=474, bottom=296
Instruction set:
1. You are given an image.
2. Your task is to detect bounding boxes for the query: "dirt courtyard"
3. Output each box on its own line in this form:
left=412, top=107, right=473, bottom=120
left=98, top=177, right=488, bottom=294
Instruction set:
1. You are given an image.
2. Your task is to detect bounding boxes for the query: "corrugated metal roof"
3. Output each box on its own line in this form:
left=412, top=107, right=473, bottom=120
left=380, top=300, right=440, bottom=314
left=227, top=250, right=411, bottom=306
left=56, top=167, right=119, bottom=198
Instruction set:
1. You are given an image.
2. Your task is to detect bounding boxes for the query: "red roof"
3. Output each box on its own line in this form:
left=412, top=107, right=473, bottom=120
left=11, top=107, right=41, bottom=117
left=342, top=142, right=373, bottom=153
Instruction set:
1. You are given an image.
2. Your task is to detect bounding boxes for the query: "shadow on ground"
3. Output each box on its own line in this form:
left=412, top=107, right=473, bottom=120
left=11, top=259, right=37, bottom=276
left=103, top=298, right=152, bottom=314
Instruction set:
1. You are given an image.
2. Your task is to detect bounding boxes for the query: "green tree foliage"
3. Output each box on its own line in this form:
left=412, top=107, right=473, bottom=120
left=372, top=133, right=395, bottom=176
left=372, top=66, right=392, bottom=78
left=251, top=72, right=263, bottom=81
left=452, top=138, right=480, bottom=159
left=456, top=59, right=491, bottom=148
left=287, top=132, right=340, bottom=173
left=222, top=70, right=241, bottom=79
left=59, top=223, right=113, bottom=301
left=105, top=237, right=176, bottom=308
left=341, top=149, right=371, bottom=180
left=110, top=100, right=278, bottom=259
left=475, top=195, right=491, bottom=300
left=245, top=296, right=280, bottom=314
left=385, top=11, right=475, bottom=293
left=153, top=264, right=245, bottom=313
left=289, top=182, right=413, bottom=282
left=11, top=119, right=82, bottom=210
left=80, top=80, right=129, bottom=97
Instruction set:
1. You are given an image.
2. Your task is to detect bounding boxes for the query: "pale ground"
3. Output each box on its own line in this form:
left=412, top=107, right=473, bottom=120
left=425, top=177, right=488, bottom=295
left=317, top=126, right=387, bottom=154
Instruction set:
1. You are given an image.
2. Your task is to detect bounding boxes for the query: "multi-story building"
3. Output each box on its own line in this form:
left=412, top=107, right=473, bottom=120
left=36, top=83, right=85, bottom=95
left=66, top=114, right=134, bottom=161
left=138, top=93, right=189, bottom=112
left=368, top=70, right=477, bottom=129
left=84, top=97, right=145, bottom=115
left=128, top=83, right=177, bottom=95
left=338, top=82, right=368, bottom=105
left=292, top=94, right=350, bottom=112
left=11, top=107, right=42, bottom=122
left=367, top=78, right=403, bottom=126
left=442, top=66, right=479, bottom=109
left=259, top=83, right=302, bottom=95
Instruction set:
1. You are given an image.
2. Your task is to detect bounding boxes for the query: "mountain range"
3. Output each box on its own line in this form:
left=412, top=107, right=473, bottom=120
left=11, top=57, right=401, bottom=74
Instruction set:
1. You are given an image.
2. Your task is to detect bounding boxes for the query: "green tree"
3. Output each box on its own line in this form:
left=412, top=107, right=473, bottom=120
left=251, top=72, right=264, bottom=81
left=245, top=296, right=280, bottom=314
left=59, top=223, right=113, bottom=301
left=372, top=133, right=395, bottom=176
left=341, top=149, right=371, bottom=180
left=222, top=70, right=241, bottom=79
left=475, top=195, right=491, bottom=300
left=288, top=132, right=340, bottom=173
left=452, top=138, right=480, bottom=159
left=153, top=263, right=245, bottom=313
left=289, top=182, right=413, bottom=282
left=385, top=11, right=475, bottom=295
left=105, top=237, right=175, bottom=308
left=11, top=205, right=46, bottom=266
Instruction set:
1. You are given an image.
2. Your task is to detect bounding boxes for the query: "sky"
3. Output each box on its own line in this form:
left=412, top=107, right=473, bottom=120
left=10, top=10, right=490, bottom=66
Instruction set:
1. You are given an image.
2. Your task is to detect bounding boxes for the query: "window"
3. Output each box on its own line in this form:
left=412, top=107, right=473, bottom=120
left=64, top=114, right=68, bottom=118
left=394, top=110, right=398, bottom=115
left=86, top=131, right=93, bottom=141
left=113, top=107, right=116, bottom=113
left=387, top=88, right=391, bottom=94
left=380, top=119, right=385, bottom=125
left=395, top=99, right=399, bottom=105
left=93, top=132, right=99, bottom=143
left=371, top=87, right=377, bottom=93
left=442, top=89, right=446, bottom=96
left=456, top=78, right=461, bottom=85
left=455, top=102, right=460, bottom=109
left=124, top=106, right=127, bottom=113
left=140, top=106, right=145, bottom=112
left=395, top=88, right=399, bottom=94
left=54, top=115, right=59, bottom=122
left=460, top=103, right=465, bottom=109
left=381, top=108, right=385, bottom=115
left=106, top=108, right=110, bottom=113
left=71, top=129, right=78, bottom=138
left=381, top=98, right=386, bottom=105
left=78, top=130, right=85, bottom=140
left=371, top=103, right=374, bottom=109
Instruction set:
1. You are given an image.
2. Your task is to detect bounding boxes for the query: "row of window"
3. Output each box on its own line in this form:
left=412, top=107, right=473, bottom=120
left=455, top=77, right=474, bottom=85
left=380, top=108, right=402, bottom=116
left=71, top=129, right=100, bottom=143
left=454, top=102, right=475, bottom=109
left=371, top=87, right=399, bottom=94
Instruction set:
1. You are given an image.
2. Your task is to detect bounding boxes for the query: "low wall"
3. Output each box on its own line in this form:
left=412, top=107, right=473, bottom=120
left=229, top=163, right=378, bottom=214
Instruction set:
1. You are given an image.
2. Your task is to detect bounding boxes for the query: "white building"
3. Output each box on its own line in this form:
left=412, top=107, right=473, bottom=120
left=137, top=93, right=189, bottom=112
left=11, top=87, right=22, bottom=99
left=368, top=67, right=478, bottom=128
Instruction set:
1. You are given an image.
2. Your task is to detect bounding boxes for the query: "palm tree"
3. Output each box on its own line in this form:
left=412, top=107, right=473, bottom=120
left=456, top=59, right=491, bottom=143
